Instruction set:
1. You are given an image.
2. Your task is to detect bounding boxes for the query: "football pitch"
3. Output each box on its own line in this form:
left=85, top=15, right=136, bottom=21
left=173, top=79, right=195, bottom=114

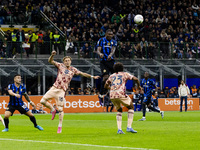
left=0, top=111, right=200, bottom=150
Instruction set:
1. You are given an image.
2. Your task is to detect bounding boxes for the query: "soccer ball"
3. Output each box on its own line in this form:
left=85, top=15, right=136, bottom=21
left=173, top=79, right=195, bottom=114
left=134, top=14, right=144, bottom=24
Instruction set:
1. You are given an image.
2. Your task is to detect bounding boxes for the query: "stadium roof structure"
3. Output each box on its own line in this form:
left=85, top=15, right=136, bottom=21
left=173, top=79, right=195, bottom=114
left=0, top=58, right=200, bottom=91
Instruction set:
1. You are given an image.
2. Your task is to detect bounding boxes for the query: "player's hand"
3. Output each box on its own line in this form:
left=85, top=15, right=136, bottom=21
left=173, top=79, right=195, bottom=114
left=100, top=53, right=104, bottom=58
left=93, top=76, right=101, bottom=79
left=51, top=50, right=56, bottom=56
left=107, top=55, right=112, bottom=61
left=15, top=94, right=21, bottom=98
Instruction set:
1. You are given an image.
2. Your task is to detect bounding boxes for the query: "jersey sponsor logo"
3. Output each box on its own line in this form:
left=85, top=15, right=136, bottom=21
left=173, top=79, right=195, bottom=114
left=104, top=45, right=112, bottom=48
left=65, top=70, right=69, bottom=74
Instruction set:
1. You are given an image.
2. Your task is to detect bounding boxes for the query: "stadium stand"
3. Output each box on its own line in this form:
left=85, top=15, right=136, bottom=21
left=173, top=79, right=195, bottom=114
left=0, top=0, right=200, bottom=97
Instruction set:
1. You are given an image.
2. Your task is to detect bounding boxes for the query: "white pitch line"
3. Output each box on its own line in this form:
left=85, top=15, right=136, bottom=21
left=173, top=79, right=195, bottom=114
left=0, top=138, right=159, bottom=150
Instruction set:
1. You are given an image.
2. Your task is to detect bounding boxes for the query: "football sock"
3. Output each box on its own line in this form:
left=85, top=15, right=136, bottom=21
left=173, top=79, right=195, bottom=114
left=30, top=116, right=37, bottom=127
left=4, top=118, right=9, bottom=128
left=0, top=116, right=5, bottom=127
left=116, top=112, right=122, bottom=130
left=142, top=104, right=146, bottom=117
left=127, top=109, right=134, bottom=128
left=52, top=107, right=55, bottom=112
left=58, top=123, right=62, bottom=127
left=106, top=106, right=109, bottom=112
left=59, top=111, right=64, bottom=126
left=99, top=80, right=105, bottom=95
left=110, top=105, right=114, bottom=112
left=149, top=106, right=160, bottom=112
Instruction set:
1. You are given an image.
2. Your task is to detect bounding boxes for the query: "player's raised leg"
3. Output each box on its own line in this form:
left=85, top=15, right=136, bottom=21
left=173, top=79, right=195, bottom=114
left=40, top=88, right=56, bottom=120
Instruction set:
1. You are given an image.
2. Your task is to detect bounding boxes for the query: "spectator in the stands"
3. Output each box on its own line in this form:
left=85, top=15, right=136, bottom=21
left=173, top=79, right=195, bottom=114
left=81, top=42, right=91, bottom=58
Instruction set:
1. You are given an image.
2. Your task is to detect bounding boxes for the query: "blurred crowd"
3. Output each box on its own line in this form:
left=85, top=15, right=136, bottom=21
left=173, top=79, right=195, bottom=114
left=132, top=84, right=200, bottom=99
left=0, top=0, right=200, bottom=59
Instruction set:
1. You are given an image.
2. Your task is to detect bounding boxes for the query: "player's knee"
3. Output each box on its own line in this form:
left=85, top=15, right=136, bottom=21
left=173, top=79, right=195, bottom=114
left=117, top=107, right=123, bottom=113
left=40, top=98, right=46, bottom=104
left=4, top=116, right=9, bottom=119
left=57, top=106, right=63, bottom=112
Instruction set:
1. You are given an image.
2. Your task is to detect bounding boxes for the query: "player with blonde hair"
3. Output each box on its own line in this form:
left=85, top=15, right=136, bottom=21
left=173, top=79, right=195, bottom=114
left=40, top=51, right=100, bottom=133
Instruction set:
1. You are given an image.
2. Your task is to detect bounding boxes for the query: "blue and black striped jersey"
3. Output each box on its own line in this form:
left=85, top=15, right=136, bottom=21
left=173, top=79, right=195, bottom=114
left=141, top=78, right=156, bottom=98
left=97, top=37, right=117, bottom=61
left=8, top=84, right=26, bottom=106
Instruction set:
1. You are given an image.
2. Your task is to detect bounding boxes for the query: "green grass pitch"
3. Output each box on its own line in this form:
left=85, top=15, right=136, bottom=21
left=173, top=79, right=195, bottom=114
left=0, top=111, right=200, bottom=150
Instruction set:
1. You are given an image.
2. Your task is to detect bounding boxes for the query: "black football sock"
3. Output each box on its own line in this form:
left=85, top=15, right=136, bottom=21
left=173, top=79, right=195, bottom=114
left=30, top=116, right=37, bottom=127
left=4, top=118, right=9, bottom=128
left=142, top=104, right=146, bottom=117
left=99, top=80, right=105, bottom=95
left=110, top=105, right=114, bottom=112
left=148, top=106, right=160, bottom=113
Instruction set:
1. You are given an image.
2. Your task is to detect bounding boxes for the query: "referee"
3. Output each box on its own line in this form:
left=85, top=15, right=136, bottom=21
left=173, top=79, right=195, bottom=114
left=97, top=29, right=117, bottom=105
left=2, top=74, right=43, bottom=132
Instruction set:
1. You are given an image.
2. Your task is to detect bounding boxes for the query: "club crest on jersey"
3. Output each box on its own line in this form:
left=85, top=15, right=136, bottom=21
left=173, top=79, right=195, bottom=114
left=103, top=69, right=106, bottom=73
left=65, top=70, right=69, bottom=74
left=107, top=42, right=110, bottom=46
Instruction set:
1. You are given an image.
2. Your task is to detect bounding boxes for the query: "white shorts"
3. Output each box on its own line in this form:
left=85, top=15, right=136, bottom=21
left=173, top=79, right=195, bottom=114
left=111, top=96, right=132, bottom=110
left=43, top=86, right=65, bottom=102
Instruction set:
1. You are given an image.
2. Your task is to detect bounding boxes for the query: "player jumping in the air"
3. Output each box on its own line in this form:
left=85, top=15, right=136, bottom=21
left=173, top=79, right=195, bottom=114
left=97, top=29, right=117, bottom=105
left=40, top=51, right=100, bottom=133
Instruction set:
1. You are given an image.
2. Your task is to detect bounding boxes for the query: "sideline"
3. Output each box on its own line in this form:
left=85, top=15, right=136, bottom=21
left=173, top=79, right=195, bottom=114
left=0, top=138, right=159, bottom=150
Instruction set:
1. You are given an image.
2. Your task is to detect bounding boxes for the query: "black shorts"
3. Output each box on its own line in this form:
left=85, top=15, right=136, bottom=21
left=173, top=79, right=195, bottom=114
left=143, top=96, right=152, bottom=105
left=6, top=104, right=29, bottom=115
left=100, top=60, right=115, bottom=76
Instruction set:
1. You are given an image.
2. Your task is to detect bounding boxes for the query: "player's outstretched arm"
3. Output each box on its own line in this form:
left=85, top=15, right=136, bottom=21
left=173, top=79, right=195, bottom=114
left=24, top=93, right=36, bottom=107
left=48, top=50, right=57, bottom=66
left=79, top=72, right=100, bottom=79
left=132, top=76, right=141, bottom=90
left=8, top=90, right=20, bottom=98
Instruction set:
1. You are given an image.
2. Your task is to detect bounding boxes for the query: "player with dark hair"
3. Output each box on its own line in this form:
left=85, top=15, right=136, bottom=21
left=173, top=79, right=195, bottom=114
left=2, top=74, right=43, bottom=132
left=139, top=72, right=164, bottom=121
left=40, top=51, right=100, bottom=133
left=97, top=29, right=117, bottom=105
left=105, top=62, right=141, bottom=134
